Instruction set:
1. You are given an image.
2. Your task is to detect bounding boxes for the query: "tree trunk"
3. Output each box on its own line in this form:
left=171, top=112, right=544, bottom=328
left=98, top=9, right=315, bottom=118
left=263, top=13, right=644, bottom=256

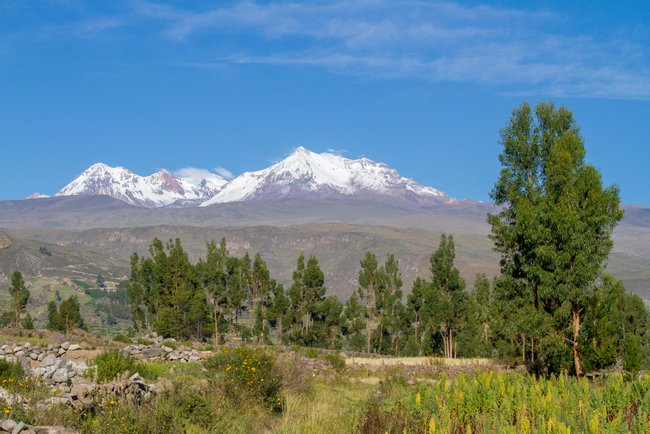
left=213, top=303, right=220, bottom=348
left=378, top=318, right=383, bottom=353
left=572, top=306, right=583, bottom=377
left=450, top=328, right=454, bottom=359
left=531, top=338, right=535, bottom=364
left=366, top=306, right=372, bottom=354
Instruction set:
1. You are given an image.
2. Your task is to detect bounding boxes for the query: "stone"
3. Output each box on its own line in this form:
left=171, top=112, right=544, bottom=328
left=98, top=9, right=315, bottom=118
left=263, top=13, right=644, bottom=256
left=29, top=353, right=38, bottom=360
left=33, top=427, right=76, bottom=434
left=67, top=345, right=81, bottom=351
left=0, top=419, right=16, bottom=432
left=142, top=348, right=164, bottom=358
left=128, top=373, right=144, bottom=383
left=32, top=367, right=47, bottom=377
left=188, top=355, right=200, bottom=362
left=161, top=346, right=173, bottom=353
left=37, top=354, right=44, bottom=362
left=57, top=349, right=66, bottom=356
left=11, top=421, right=25, bottom=434
left=41, top=354, right=57, bottom=367
left=52, top=369, right=69, bottom=383
left=60, top=342, right=70, bottom=351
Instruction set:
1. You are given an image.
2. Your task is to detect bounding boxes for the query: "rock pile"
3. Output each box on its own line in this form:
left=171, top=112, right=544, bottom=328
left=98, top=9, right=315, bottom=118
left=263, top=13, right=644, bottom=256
left=0, top=342, right=88, bottom=388
left=0, top=419, right=77, bottom=433
left=64, top=373, right=154, bottom=411
left=122, top=343, right=203, bottom=363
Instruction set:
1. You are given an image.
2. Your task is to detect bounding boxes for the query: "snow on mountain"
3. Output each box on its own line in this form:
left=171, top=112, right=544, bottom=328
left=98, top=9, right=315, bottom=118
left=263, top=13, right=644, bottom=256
left=56, top=163, right=226, bottom=208
left=25, top=193, right=50, bottom=199
left=201, top=147, right=449, bottom=206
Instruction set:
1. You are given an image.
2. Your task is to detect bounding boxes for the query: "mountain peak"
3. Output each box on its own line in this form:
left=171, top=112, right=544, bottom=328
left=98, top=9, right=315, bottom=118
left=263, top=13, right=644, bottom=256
left=56, top=163, right=225, bottom=208
left=53, top=151, right=450, bottom=208
left=202, top=149, right=449, bottom=206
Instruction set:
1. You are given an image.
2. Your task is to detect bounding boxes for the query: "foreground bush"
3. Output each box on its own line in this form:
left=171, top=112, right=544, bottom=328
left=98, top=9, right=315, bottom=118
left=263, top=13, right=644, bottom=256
left=205, top=348, right=284, bottom=413
left=0, top=359, right=23, bottom=381
left=360, top=372, right=650, bottom=433
left=92, top=350, right=157, bottom=383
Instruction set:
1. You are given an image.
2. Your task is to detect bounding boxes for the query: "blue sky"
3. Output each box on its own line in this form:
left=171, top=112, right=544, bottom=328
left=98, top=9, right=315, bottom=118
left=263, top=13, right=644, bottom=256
left=1, top=1, right=648, bottom=204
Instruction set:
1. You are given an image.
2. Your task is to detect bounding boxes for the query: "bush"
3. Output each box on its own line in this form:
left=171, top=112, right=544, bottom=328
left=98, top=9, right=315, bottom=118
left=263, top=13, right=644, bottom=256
left=92, top=350, right=158, bottom=383
left=93, top=350, right=135, bottom=382
left=162, top=339, right=178, bottom=350
left=324, top=353, right=346, bottom=373
left=113, top=334, right=132, bottom=344
left=0, top=359, right=23, bottom=381
left=304, top=348, right=319, bottom=359
left=205, top=348, right=284, bottom=413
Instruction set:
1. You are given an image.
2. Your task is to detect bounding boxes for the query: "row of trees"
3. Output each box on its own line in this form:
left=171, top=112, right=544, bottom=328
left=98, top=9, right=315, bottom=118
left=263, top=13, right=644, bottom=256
left=126, top=232, right=648, bottom=374
left=125, top=101, right=649, bottom=375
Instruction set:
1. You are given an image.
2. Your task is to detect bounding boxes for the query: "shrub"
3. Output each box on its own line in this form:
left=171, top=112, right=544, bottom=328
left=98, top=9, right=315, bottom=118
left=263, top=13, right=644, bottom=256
left=136, top=338, right=154, bottom=346
left=92, top=350, right=159, bottom=383
left=93, top=350, right=135, bottom=382
left=162, top=339, right=178, bottom=350
left=113, top=334, right=132, bottom=344
left=205, top=348, right=284, bottom=413
left=304, top=348, right=319, bottom=359
left=0, top=359, right=23, bottom=381
left=324, top=353, right=346, bottom=373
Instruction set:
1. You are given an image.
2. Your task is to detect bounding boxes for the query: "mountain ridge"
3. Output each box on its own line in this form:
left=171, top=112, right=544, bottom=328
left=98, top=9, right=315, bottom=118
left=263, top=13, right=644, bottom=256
left=51, top=147, right=456, bottom=208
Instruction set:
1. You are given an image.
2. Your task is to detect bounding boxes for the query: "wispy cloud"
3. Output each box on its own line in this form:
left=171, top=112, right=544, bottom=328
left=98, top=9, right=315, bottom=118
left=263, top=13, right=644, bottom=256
left=38, top=17, right=124, bottom=39
left=131, top=0, right=650, bottom=99
left=175, top=166, right=231, bottom=180
left=214, top=166, right=234, bottom=179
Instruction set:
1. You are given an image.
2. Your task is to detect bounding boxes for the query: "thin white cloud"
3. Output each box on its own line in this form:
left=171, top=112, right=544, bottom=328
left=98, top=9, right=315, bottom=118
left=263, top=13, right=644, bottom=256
left=175, top=166, right=227, bottom=180
left=214, top=166, right=234, bottom=179
left=326, top=148, right=348, bottom=156
left=129, top=0, right=649, bottom=99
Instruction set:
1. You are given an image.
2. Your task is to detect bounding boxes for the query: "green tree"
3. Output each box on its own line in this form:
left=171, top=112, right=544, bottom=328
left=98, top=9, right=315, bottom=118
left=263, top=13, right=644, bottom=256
left=199, top=238, right=230, bottom=347
left=429, top=234, right=466, bottom=358
left=47, top=301, right=61, bottom=331
left=406, top=277, right=428, bottom=354
left=21, top=312, right=34, bottom=330
left=250, top=252, right=272, bottom=341
left=489, top=101, right=623, bottom=376
left=288, top=253, right=307, bottom=335
left=58, top=296, right=85, bottom=334
left=96, top=273, right=106, bottom=289
left=376, top=254, right=403, bottom=354
left=8, top=271, right=29, bottom=329
left=358, top=252, right=383, bottom=354
left=303, top=255, right=326, bottom=334
left=342, top=292, right=366, bottom=352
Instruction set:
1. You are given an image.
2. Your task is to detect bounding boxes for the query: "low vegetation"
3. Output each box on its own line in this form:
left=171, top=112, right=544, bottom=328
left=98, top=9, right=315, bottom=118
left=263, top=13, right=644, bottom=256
left=0, top=102, right=648, bottom=432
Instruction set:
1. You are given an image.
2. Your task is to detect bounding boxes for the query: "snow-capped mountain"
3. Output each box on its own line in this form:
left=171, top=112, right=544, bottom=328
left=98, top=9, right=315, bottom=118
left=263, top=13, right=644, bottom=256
left=56, top=163, right=226, bottom=208
left=53, top=148, right=452, bottom=208
left=201, top=147, right=450, bottom=206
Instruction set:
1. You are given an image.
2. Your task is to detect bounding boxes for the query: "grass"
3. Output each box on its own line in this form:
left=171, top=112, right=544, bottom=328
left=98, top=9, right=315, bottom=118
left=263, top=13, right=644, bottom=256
left=275, top=380, right=372, bottom=434
left=5, top=346, right=650, bottom=433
